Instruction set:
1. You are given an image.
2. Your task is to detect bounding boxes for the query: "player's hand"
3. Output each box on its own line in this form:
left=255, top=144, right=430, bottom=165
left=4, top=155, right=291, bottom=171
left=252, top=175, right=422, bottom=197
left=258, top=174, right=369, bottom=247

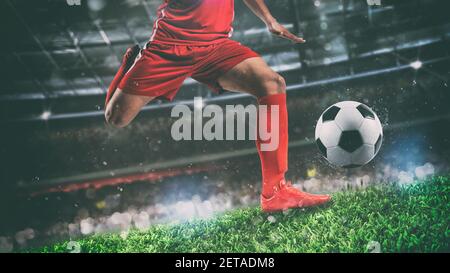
left=267, top=21, right=305, bottom=44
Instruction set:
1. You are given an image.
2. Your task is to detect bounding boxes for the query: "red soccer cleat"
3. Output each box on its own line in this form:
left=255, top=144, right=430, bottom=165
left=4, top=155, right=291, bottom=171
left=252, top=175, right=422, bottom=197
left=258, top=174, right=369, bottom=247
left=105, top=44, right=141, bottom=107
left=261, top=179, right=331, bottom=212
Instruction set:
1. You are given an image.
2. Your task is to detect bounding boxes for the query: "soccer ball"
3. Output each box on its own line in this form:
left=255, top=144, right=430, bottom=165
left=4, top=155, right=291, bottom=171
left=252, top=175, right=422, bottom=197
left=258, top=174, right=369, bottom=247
left=315, top=101, right=383, bottom=168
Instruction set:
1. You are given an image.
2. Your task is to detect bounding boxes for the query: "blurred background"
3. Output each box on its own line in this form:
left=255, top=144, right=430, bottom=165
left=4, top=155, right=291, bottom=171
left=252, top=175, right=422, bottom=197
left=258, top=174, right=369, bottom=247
left=0, top=0, right=449, bottom=251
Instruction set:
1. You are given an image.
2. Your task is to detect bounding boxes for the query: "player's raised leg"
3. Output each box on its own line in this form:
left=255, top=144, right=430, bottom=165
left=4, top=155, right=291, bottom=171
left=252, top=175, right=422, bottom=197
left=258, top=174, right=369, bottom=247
left=104, top=43, right=189, bottom=128
left=218, top=57, right=331, bottom=212
left=105, top=44, right=141, bottom=107
left=105, top=89, right=155, bottom=128
left=104, top=44, right=154, bottom=128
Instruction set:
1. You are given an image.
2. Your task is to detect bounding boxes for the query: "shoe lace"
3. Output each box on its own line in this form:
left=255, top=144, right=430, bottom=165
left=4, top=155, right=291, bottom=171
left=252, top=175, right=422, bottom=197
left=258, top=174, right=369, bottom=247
left=274, top=180, right=295, bottom=193
left=282, top=180, right=309, bottom=197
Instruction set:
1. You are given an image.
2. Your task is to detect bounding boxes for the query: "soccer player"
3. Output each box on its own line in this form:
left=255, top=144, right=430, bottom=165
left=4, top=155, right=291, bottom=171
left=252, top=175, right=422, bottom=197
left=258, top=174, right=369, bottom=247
left=105, top=0, right=331, bottom=212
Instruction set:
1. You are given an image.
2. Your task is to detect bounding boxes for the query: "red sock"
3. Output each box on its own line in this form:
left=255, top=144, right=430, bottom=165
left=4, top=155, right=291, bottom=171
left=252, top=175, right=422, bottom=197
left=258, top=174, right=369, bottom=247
left=256, top=93, right=288, bottom=198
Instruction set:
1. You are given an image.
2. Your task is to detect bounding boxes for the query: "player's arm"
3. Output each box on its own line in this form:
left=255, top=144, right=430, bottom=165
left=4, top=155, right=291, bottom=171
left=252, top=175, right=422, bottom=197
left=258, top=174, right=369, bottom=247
left=243, top=0, right=305, bottom=43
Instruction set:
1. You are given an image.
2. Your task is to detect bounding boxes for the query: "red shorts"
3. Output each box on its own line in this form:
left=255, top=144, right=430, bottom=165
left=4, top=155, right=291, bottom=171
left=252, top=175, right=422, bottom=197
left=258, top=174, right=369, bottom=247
left=118, top=39, right=260, bottom=101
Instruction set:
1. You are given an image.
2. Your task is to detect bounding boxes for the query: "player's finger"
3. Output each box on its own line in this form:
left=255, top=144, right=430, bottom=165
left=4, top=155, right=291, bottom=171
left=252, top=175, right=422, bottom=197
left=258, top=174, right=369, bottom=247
left=283, top=31, right=305, bottom=43
left=282, top=30, right=303, bottom=42
left=271, top=29, right=283, bottom=36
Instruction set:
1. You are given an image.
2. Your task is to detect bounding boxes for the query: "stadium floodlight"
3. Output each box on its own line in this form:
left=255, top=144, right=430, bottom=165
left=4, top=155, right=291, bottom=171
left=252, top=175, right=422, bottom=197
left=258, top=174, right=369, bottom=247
left=410, top=60, right=423, bottom=70
left=87, top=0, right=106, bottom=12
left=40, top=110, right=52, bottom=120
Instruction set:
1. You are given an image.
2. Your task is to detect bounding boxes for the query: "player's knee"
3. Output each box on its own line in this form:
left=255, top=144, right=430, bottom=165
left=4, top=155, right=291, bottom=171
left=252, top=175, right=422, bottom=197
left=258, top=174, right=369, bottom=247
left=106, top=114, right=129, bottom=128
left=105, top=106, right=129, bottom=128
left=259, top=73, right=286, bottom=97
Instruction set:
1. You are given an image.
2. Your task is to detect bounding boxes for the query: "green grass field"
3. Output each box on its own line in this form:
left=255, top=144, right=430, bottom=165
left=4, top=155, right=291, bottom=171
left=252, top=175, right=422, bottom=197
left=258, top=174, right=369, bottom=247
left=38, top=176, right=449, bottom=253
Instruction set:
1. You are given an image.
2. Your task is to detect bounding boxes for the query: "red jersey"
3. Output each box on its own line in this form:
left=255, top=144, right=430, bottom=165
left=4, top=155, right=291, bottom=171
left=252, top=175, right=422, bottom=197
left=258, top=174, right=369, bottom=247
left=149, top=0, right=235, bottom=45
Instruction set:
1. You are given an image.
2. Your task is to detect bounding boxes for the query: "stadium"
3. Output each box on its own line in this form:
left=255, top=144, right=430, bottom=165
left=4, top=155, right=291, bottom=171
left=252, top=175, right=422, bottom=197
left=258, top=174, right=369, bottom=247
left=0, top=0, right=449, bottom=254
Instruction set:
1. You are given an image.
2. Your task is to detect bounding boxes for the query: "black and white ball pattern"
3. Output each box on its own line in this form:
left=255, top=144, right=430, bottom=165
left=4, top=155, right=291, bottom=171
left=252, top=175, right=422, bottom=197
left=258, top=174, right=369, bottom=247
left=315, top=101, right=383, bottom=168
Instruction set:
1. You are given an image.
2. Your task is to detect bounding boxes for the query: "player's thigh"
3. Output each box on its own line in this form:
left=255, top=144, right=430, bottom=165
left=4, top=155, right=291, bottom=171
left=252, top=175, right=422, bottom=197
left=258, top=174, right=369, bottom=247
left=217, top=57, right=286, bottom=98
left=105, top=89, right=155, bottom=128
